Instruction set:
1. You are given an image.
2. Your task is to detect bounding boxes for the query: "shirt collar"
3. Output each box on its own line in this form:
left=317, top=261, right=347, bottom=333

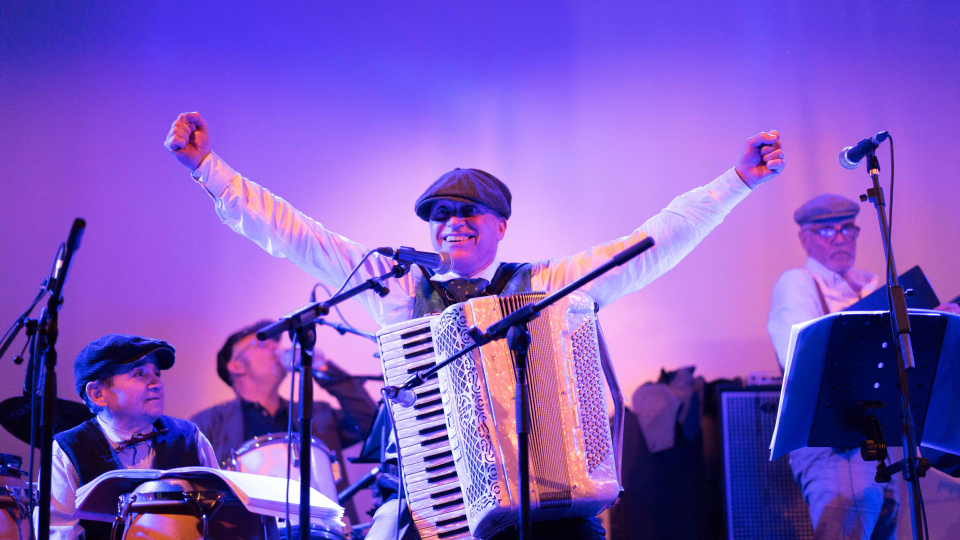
left=430, top=257, right=501, bottom=283
left=95, top=416, right=156, bottom=447
left=804, top=257, right=876, bottom=289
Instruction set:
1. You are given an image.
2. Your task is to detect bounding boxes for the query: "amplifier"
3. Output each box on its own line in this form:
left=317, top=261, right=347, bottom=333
left=720, top=388, right=814, bottom=540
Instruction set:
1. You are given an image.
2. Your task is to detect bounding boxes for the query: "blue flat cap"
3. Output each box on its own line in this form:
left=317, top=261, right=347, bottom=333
left=74, top=334, right=175, bottom=398
left=414, top=168, right=512, bottom=221
left=794, top=194, right=860, bottom=225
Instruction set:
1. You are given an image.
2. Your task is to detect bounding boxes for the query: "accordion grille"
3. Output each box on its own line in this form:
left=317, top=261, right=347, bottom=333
left=433, top=307, right=501, bottom=518
left=571, top=320, right=612, bottom=472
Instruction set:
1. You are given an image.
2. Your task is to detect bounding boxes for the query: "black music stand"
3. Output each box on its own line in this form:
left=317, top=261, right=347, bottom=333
left=845, top=266, right=940, bottom=312
left=771, top=310, right=960, bottom=472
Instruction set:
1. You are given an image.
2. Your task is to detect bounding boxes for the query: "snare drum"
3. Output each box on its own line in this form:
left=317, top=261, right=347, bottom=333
left=116, top=477, right=278, bottom=540
left=226, top=433, right=340, bottom=502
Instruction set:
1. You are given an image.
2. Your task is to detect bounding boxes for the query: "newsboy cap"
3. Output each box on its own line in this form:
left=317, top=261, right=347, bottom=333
left=794, top=194, right=860, bottom=225
left=414, top=168, right=512, bottom=221
left=74, top=334, right=175, bottom=399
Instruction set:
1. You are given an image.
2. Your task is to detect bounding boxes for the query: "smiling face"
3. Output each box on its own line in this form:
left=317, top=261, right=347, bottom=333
left=428, top=199, right=507, bottom=277
left=799, top=218, right=858, bottom=276
left=87, top=357, right=164, bottom=428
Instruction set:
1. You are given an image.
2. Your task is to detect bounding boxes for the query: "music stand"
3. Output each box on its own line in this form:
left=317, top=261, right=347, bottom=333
left=771, top=310, right=960, bottom=469
left=845, top=266, right=940, bottom=312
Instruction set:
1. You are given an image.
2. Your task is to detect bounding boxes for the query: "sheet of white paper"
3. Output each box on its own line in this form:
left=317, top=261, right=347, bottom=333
left=769, top=312, right=835, bottom=459
left=75, top=466, right=344, bottom=527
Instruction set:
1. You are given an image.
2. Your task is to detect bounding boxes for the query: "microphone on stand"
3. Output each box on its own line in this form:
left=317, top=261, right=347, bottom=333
left=375, top=247, right=453, bottom=274
left=839, top=131, right=889, bottom=169
left=381, top=385, right=417, bottom=408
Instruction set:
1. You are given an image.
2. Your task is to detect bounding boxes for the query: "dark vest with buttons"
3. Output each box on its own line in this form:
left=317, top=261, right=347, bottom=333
left=53, top=415, right=202, bottom=540
left=412, top=262, right=533, bottom=317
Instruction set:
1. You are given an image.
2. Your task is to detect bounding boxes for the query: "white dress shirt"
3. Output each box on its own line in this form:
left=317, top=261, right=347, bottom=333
left=767, top=257, right=881, bottom=368
left=39, top=417, right=219, bottom=540
left=192, top=151, right=753, bottom=325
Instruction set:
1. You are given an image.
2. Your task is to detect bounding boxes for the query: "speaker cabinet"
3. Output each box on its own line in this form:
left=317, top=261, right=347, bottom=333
left=720, top=388, right=814, bottom=540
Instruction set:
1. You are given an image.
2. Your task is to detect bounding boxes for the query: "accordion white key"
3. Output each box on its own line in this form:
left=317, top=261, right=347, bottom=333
left=377, top=291, right=623, bottom=540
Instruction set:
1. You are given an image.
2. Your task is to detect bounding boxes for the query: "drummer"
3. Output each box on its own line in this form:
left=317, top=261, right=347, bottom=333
left=40, top=334, right=218, bottom=540
left=190, top=320, right=377, bottom=516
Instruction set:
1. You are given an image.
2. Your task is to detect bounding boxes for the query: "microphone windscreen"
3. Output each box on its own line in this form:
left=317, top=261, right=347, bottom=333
left=437, top=252, right=453, bottom=274
left=839, top=147, right=860, bottom=169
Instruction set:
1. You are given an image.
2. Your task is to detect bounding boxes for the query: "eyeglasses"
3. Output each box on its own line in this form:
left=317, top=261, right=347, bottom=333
left=805, top=224, right=861, bottom=240
left=234, top=336, right=281, bottom=359
left=429, top=204, right=493, bottom=222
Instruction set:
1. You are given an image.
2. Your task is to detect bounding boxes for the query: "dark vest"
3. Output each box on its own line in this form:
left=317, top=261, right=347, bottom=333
left=412, top=262, right=533, bottom=317
left=53, top=415, right=202, bottom=540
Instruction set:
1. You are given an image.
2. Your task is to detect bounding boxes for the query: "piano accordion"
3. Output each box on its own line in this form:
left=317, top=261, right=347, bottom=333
left=377, top=291, right=623, bottom=540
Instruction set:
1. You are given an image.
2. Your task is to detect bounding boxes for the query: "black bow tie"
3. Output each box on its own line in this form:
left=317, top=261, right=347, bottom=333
left=443, top=278, right=491, bottom=303
left=114, top=428, right=168, bottom=453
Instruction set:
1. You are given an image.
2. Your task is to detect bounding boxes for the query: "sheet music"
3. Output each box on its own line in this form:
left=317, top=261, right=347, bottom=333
left=769, top=312, right=832, bottom=460
left=75, top=466, right=343, bottom=527
left=770, top=310, right=960, bottom=460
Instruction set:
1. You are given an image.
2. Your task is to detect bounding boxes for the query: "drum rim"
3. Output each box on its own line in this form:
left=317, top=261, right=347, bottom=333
left=229, top=432, right=335, bottom=460
left=120, top=490, right=236, bottom=505
left=0, top=486, right=35, bottom=497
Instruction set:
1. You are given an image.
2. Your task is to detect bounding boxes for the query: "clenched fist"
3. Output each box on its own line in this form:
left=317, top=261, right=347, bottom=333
left=164, top=112, right=211, bottom=172
left=735, top=130, right=785, bottom=190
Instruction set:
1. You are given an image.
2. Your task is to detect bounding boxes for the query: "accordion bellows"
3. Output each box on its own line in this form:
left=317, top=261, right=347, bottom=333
left=378, top=292, right=622, bottom=540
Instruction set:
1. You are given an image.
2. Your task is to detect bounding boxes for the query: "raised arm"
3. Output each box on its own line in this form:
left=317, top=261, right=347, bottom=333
left=531, top=131, right=785, bottom=308
left=163, top=112, right=420, bottom=327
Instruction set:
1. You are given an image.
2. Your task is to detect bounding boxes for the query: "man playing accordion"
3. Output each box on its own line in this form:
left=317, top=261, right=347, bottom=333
left=165, top=111, right=784, bottom=539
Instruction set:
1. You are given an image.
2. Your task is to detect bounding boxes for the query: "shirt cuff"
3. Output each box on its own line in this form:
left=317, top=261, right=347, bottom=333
left=191, top=151, right=236, bottom=200
left=708, top=168, right=754, bottom=211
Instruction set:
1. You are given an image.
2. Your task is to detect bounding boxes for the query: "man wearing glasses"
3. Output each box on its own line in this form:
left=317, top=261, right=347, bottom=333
left=190, top=320, right=377, bottom=520
left=768, top=194, right=901, bottom=540
left=768, top=195, right=960, bottom=539
left=768, top=194, right=896, bottom=540
left=767, top=194, right=875, bottom=366
left=166, top=111, right=786, bottom=540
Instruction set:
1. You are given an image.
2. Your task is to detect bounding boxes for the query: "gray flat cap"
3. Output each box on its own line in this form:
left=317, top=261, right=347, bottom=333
left=794, top=194, right=860, bottom=225
left=415, top=168, right=512, bottom=221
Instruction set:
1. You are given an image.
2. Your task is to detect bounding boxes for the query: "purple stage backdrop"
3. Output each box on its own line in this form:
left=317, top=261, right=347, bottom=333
left=2, top=2, right=960, bottom=533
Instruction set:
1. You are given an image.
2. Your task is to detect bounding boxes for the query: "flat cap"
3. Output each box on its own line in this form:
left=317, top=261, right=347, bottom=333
left=414, top=168, right=512, bottom=221
left=74, top=334, right=175, bottom=398
left=794, top=194, right=860, bottom=225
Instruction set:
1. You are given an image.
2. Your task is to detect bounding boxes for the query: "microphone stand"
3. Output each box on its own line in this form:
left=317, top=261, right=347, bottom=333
left=36, top=218, right=85, bottom=540
left=316, top=319, right=378, bottom=343
left=859, top=150, right=926, bottom=540
left=257, top=262, right=410, bottom=540
left=383, top=237, right=655, bottom=540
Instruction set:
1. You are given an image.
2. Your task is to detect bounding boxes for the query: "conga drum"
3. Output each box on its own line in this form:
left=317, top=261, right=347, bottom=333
left=116, top=477, right=278, bottom=540
left=0, top=453, right=31, bottom=540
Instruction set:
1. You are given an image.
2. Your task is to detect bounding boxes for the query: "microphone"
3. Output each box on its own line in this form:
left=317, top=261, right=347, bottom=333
left=839, top=131, right=889, bottom=169
left=376, top=247, right=452, bottom=274
left=382, top=385, right=417, bottom=408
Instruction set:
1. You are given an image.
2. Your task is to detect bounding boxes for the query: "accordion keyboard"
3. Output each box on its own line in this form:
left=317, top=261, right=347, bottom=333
left=378, top=317, right=474, bottom=540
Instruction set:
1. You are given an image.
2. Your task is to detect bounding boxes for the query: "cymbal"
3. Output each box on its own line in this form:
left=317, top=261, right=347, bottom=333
left=0, top=396, right=94, bottom=447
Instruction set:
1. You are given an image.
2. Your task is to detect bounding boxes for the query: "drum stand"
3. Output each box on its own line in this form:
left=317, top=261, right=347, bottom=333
left=385, top=237, right=655, bottom=540
left=258, top=262, right=411, bottom=540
